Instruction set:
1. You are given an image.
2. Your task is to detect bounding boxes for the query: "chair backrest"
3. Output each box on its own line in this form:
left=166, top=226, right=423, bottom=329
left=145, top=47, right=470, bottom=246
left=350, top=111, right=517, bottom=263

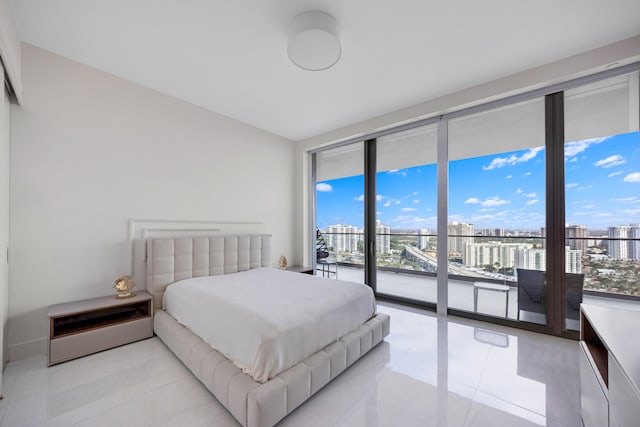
left=565, top=273, right=584, bottom=320
left=517, top=268, right=547, bottom=314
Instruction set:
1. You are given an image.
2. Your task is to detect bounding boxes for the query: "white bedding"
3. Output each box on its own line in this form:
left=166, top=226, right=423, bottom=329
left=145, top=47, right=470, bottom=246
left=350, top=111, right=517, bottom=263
left=163, top=267, right=376, bottom=383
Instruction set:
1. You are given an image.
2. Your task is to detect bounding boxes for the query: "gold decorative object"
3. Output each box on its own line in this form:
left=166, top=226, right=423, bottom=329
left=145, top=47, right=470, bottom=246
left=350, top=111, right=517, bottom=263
left=113, top=275, right=136, bottom=299
left=278, top=256, right=288, bottom=270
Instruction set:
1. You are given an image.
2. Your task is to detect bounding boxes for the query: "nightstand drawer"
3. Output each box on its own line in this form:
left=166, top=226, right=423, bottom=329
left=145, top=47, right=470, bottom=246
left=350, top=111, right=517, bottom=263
left=49, top=317, right=152, bottom=365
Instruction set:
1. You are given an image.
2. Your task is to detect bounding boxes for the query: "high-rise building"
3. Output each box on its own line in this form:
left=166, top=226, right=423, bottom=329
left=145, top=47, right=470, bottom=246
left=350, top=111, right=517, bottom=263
left=448, top=222, right=474, bottom=262
left=326, top=224, right=361, bottom=253
left=466, top=241, right=532, bottom=269
left=376, top=220, right=391, bottom=254
left=630, top=224, right=640, bottom=261
left=566, top=225, right=588, bottom=254
left=516, top=247, right=546, bottom=271
left=566, top=247, right=582, bottom=273
left=607, top=226, right=631, bottom=260
left=418, top=229, right=430, bottom=250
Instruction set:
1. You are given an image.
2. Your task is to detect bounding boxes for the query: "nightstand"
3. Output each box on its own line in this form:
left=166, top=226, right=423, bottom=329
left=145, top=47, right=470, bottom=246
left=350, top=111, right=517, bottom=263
left=48, top=291, right=153, bottom=365
left=287, top=265, right=314, bottom=275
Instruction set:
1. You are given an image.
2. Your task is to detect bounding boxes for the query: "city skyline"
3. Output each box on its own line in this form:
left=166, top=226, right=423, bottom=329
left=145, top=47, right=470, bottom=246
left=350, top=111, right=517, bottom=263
left=316, top=132, right=639, bottom=230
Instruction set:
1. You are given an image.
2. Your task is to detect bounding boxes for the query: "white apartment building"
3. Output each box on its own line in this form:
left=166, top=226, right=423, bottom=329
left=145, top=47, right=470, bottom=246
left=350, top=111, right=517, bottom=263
left=418, top=229, right=430, bottom=250
left=326, top=224, right=361, bottom=253
left=448, top=222, right=474, bottom=260
left=376, top=220, right=391, bottom=255
left=607, top=226, right=630, bottom=260
left=566, top=247, right=583, bottom=274
left=465, top=241, right=533, bottom=269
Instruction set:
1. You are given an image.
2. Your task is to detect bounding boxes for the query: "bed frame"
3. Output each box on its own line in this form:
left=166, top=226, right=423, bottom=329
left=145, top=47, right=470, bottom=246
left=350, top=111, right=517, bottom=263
left=146, top=234, right=390, bottom=427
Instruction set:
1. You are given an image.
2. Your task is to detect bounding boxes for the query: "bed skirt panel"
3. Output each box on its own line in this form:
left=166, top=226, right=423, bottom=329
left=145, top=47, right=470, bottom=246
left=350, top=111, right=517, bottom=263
left=154, top=310, right=390, bottom=427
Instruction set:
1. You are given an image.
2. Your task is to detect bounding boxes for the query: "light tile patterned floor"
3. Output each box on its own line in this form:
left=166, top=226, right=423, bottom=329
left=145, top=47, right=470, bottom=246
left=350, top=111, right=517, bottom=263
left=0, top=302, right=581, bottom=426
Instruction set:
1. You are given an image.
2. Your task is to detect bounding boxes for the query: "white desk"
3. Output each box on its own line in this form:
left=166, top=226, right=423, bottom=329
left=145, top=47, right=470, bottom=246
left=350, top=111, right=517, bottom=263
left=473, top=282, right=510, bottom=318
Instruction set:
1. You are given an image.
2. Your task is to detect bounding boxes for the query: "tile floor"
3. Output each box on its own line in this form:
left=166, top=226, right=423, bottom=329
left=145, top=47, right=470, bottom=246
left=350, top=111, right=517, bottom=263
left=0, top=302, right=581, bottom=426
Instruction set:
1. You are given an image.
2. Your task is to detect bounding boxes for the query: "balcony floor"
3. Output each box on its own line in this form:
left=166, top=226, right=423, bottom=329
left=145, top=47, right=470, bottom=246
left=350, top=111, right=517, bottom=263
left=330, top=265, right=639, bottom=330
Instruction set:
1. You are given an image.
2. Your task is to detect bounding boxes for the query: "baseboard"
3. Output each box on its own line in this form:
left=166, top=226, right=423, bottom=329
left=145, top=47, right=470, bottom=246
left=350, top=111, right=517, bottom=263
left=9, top=337, right=47, bottom=361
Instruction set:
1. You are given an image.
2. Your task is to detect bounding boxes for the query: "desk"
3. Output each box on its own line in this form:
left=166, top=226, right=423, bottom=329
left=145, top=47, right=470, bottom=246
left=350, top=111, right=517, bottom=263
left=473, top=282, right=510, bottom=318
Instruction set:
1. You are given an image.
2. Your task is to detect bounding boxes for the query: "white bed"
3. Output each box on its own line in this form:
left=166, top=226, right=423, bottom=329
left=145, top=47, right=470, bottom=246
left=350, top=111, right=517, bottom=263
left=146, top=234, right=390, bottom=427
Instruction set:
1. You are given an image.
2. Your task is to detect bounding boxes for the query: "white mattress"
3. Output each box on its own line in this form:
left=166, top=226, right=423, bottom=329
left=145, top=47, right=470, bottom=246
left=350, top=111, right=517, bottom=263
left=163, top=267, right=376, bottom=383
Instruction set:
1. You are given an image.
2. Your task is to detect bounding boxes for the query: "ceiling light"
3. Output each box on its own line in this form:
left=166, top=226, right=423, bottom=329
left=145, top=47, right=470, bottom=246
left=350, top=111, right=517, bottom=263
left=287, top=11, right=341, bottom=71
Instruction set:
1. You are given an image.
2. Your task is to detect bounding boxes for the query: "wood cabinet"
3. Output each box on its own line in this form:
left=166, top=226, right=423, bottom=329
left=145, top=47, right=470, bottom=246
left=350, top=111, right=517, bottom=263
left=48, top=292, right=153, bottom=365
left=580, top=304, right=640, bottom=427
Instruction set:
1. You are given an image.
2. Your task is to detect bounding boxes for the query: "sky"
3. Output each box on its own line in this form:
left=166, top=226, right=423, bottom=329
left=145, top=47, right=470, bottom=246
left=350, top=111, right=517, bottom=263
left=316, top=132, right=639, bottom=231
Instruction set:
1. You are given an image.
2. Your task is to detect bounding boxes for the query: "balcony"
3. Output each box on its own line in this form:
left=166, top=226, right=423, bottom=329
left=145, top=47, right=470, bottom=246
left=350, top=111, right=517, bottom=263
left=334, top=265, right=640, bottom=330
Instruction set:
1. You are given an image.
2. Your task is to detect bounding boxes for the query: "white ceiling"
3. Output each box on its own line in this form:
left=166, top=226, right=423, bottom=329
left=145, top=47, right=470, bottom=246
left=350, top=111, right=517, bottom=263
left=9, top=0, right=640, bottom=141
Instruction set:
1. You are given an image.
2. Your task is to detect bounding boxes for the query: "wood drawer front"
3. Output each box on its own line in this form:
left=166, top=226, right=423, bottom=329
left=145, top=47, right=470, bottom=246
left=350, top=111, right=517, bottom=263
left=609, top=355, right=640, bottom=427
left=49, top=317, right=152, bottom=365
left=580, top=342, right=608, bottom=427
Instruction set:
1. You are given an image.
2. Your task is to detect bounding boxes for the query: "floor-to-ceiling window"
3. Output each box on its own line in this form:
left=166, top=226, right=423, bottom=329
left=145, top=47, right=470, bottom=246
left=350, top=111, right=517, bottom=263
left=310, top=64, right=640, bottom=337
left=563, top=71, right=640, bottom=329
left=375, top=124, right=438, bottom=303
left=447, top=98, right=547, bottom=324
left=315, top=142, right=365, bottom=283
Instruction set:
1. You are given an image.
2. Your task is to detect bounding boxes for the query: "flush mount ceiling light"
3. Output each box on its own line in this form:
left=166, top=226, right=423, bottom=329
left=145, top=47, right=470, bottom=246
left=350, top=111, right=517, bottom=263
left=287, top=11, right=341, bottom=71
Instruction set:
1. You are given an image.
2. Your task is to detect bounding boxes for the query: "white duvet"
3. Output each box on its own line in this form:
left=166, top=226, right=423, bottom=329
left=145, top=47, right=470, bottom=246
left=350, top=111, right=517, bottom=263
left=163, top=267, right=376, bottom=383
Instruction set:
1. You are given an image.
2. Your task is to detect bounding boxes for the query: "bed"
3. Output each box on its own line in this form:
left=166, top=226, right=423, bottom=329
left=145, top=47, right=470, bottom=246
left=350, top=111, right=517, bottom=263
left=146, top=234, right=390, bottom=427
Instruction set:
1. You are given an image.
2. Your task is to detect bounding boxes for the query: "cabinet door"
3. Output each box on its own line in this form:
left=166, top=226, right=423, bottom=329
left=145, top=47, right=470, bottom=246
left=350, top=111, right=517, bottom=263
left=580, top=342, right=608, bottom=427
left=609, top=355, right=640, bottom=427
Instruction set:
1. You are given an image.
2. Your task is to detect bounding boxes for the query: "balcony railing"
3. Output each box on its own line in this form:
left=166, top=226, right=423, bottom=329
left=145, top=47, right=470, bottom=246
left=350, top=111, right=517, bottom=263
left=319, top=231, right=640, bottom=298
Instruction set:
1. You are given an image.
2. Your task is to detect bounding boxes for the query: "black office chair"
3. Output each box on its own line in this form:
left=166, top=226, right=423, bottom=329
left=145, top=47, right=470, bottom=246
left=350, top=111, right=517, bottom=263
left=517, top=268, right=546, bottom=320
left=565, top=273, right=584, bottom=321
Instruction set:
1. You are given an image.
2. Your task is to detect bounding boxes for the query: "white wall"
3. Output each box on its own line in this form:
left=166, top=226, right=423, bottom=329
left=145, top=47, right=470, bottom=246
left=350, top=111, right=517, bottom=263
left=9, top=44, right=296, bottom=359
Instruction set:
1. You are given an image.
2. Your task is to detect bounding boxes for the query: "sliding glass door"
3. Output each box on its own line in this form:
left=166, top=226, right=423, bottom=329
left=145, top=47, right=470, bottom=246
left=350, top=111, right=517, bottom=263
left=375, top=124, right=438, bottom=303
left=315, top=143, right=365, bottom=283
left=310, top=64, right=640, bottom=337
left=563, top=71, right=640, bottom=329
left=447, top=98, right=547, bottom=324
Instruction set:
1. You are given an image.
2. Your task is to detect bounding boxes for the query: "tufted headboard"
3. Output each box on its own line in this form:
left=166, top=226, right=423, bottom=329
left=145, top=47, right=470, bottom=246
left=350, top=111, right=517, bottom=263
left=146, top=234, right=272, bottom=309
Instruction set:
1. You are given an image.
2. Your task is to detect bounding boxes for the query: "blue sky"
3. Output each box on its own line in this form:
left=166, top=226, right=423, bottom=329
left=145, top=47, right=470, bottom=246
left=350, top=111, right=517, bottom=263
left=316, top=132, right=639, bottom=230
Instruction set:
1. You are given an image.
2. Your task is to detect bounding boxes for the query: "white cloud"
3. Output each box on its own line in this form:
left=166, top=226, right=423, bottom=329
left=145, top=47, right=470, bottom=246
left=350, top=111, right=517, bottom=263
left=464, top=198, right=480, bottom=204
left=483, top=147, right=544, bottom=170
left=355, top=194, right=364, bottom=202
left=566, top=183, right=578, bottom=188
left=608, top=171, right=624, bottom=178
left=525, top=192, right=537, bottom=198
left=506, top=175, right=512, bottom=179
left=478, top=208, right=495, bottom=212
left=316, top=183, right=333, bottom=192
left=582, top=205, right=594, bottom=209
left=383, top=201, right=391, bottom=207
left=377, top=211, right=383, bottom=216
left=568, top=157, right=578, bottom=163
left=526, top=199, right=539, bottom=205
left=412, top=191, right=419, bottom=195
left=413, top=199, right=420, bottom=204
left=387, top=169, right=407, bottom=176
left=401, top=207, right=417, bottom=212
left=481, top=196, right=510, bottom=207
left=515, top=188, right=523, bottom=194
left=395, top=200, right=401, bottom=205
left=392, top=215, right=437, bottom=227
left=595, top=154, right=626, bottom=168
left=376, top=194, right=383, bottom=201
left=524, top=172, right=532, bottom=176
left=564, top=137, right=608, bottom=158
left=623, top=172, right=640, bottom=183
left=610, top=197, right=637, bottom=202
